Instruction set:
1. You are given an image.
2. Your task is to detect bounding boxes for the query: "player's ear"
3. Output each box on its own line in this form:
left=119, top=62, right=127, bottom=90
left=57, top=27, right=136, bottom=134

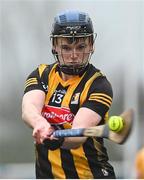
left=51, top=37, right=58, bottom=54
left=52, top=43, right=58, bottom=55
left=51, top=47, right=58, bottom=60
left=90, top=44, right=95, bottom=54
left=52, top=49, right=57, bottom=55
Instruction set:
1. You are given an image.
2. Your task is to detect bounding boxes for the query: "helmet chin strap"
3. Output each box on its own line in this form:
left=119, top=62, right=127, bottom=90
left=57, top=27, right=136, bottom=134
left=58, top=63, right=89, bottom=75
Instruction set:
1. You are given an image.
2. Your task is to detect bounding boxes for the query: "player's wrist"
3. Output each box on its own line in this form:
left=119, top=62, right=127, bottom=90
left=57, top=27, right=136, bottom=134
left=33, top=116, right=50, bottom=128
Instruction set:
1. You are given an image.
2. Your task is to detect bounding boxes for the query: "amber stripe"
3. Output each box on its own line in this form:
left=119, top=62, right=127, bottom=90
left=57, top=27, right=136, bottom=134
left=80, top=72, right=102, bottom=106
left=90, top=93, right=112, bottom=101
left=26, top=78, right=37, bottom=83
left=89, top=96, right=112, bottom=105
left=89, top=97, right=111, bottom=108
left=45, top=64, right=59, bottom=104
left=48, top=149, right=66, bottom=179
left=25, top=80, right=38, bottom=88
left=70, top=146, right=94, bottom=178
left=38, top=64, right=47, bottom=77
left=61, top=73, right=85, bottom=108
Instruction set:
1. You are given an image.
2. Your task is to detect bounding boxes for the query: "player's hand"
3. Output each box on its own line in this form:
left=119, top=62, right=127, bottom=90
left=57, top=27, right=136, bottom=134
left=32, top=118, right=54, bottom=144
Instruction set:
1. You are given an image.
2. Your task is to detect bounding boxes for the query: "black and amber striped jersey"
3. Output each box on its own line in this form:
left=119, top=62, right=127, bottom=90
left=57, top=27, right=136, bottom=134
left=24, top=63, right=115, bottom=178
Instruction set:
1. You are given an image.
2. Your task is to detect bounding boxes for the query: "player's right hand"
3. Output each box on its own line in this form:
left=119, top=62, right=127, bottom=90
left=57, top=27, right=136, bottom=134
left=32, top=118, right=54, bottom=144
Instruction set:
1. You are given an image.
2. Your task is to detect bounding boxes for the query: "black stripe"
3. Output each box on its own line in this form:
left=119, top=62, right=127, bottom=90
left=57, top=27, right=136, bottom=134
left=83, top=138, right=104, bottom=178
left=36, top=144, right=54, bottom=178
left=83, top=138, right=116, bottom=178
left=60, top=149, right=79, bottom=179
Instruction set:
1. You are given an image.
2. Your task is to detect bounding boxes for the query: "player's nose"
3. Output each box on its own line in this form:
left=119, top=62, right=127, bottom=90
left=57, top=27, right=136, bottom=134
left=70, top=49, right=78, bottom=60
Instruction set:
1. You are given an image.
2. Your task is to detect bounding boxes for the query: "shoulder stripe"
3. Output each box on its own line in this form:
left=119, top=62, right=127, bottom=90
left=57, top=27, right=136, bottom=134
left=25, top=77, right=37, bottom=83
left=89, top=93, right=112, bottom=108
left=88, top=98, right=111, bottom=108
left=24, top=78, right=38, bottom=88
left=90, top=93, right=112, bottom=101
left=89, top=96, right=112, bottom=105
left=25, top=82, right=38, bottom=89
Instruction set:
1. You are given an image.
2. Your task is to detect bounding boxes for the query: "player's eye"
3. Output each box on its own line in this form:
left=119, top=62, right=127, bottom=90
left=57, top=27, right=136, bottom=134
left=61, top=45, right=71, bottom=51
left=77, top=44, right=86, bottom=51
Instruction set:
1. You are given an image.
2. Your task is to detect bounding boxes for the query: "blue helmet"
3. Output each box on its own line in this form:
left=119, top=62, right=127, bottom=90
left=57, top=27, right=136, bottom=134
left=51, top=10, right=94, bottom=36
left=51, top=10, right=95, bottom=75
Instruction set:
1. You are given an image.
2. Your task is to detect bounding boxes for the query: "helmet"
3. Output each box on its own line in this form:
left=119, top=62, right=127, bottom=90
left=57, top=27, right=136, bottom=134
left=51, top=10, right=96, bottom=75
left=51, top=9, right=94, bottom=36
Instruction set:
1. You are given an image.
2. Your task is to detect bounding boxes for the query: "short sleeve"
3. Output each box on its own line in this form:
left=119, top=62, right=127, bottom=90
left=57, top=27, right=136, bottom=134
left=82, top=76, right=113, bottom=118
left=24, top=65, right=48, bottom=94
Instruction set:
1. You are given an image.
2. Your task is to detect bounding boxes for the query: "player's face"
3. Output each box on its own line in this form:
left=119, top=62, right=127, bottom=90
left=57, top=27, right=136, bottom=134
left=54, top=37, right=93, bottom=66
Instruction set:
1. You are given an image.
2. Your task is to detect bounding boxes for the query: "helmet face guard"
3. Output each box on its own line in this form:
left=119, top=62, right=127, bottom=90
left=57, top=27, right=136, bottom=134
left=50, top=10, right=97, bottom=75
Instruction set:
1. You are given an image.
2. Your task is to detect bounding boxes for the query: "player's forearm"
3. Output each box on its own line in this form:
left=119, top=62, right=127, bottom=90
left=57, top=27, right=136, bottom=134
left=61, top=136, right=87, bottom=149
left=22, top=102, right=46, bottom=129
left=60, top=108, right=101, bottom=149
